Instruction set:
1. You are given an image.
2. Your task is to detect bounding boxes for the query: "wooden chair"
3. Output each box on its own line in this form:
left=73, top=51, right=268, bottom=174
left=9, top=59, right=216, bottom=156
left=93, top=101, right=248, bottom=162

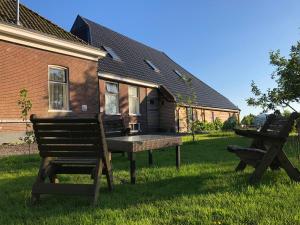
left=228, top=111, right=300, bottom=184
left=30, top=114, right=113, bottom=205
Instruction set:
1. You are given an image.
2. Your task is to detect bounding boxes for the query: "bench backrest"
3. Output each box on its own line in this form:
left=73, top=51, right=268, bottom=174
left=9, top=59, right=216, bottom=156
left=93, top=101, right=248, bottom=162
left=103, top=118, right=130, bottom=137
left=259, top=112, right=299, bottom=139
left=30, top=114, right=107, bottom=158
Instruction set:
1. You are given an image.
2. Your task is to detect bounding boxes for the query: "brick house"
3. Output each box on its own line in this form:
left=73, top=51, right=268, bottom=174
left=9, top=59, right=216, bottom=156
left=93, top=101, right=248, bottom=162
left=0, top=1, right=106, bottom=141
left=0, top=1, right=239, bottom=142
left=71, top=16, right=240, bottom=133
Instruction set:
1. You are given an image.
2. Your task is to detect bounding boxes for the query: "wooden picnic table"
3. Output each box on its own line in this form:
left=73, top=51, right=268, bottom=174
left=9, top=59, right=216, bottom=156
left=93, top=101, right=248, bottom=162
left=106, top=135, right=182, bottom=184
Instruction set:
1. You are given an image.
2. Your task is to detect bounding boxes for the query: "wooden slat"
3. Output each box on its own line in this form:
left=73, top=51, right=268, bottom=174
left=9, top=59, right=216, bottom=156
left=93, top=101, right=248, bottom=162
left=32, top=183, right=95, bottom=196
left=40, top=151, right=100, bottom=157
left=38, top=137, right=100, bottom=144
left=31, top=117, right=98, bottom=123
left=37, top=131, right=100, bottom=138
left=33, top=123, right=99, bottom=131
left=51, top=159, right=97, bottom=165
left=54, top=166, right=95, bottom=175
left=38, top=145, right=98, bottom=152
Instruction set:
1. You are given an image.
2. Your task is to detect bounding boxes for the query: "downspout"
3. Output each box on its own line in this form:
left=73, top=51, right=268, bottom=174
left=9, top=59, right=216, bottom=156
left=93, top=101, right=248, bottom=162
left=16, top=0, right=20, bottom=25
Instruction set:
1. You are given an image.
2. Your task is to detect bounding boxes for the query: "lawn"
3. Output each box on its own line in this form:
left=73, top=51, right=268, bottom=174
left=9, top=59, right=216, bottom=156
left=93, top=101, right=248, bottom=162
left=1, top=133, right=300, bottom=225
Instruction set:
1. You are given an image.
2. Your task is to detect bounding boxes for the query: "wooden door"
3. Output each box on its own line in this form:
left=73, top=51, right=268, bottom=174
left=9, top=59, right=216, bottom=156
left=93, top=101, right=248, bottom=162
left=147, top=88, right=159, bottom=132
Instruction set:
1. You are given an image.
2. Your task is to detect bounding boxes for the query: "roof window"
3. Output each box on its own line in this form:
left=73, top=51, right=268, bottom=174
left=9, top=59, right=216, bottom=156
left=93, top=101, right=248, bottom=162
left=103, top=46, right=121, bottom=62
left=145, top=59, right=160, bottom=72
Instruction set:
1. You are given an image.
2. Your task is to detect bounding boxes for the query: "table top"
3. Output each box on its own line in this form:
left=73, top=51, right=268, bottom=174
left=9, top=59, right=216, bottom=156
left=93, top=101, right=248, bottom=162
left=106, top=134, right=182, bottom=152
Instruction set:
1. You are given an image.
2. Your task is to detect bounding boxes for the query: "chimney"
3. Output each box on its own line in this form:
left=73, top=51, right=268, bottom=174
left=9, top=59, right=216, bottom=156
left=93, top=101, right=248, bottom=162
left=16, top=0, right=20, bottom=25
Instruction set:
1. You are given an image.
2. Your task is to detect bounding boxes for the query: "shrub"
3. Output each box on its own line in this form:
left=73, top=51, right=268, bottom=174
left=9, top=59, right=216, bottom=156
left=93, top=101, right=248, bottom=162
left=213, top=117, right=223, bottom=130
left=222, top=115, right=238, bottom=130
left=241, top=114, right=255, bottom=126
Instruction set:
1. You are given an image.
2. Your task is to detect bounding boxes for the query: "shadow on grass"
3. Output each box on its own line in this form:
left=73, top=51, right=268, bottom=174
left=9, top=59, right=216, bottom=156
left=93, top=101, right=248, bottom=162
left=0, top=135, right=294, bottom=218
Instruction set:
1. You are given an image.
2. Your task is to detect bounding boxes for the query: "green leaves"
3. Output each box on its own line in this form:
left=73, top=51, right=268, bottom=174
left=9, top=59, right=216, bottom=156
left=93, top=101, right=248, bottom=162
left=246, top=41, right=300, bottom=112
left=17, top=88, right=32, bottom=120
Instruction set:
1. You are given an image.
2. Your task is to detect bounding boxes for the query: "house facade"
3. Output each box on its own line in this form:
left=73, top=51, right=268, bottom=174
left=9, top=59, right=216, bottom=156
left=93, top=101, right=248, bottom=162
left=0, top=1, right=106, bottom=141
left=71, top=16, right=240, bottom=133
left=0, top=1, right=239, bottom=142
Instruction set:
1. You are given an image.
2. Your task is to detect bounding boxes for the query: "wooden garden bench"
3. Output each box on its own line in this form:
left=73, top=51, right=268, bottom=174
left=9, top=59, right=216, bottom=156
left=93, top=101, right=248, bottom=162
left=227, top=111, right=300, bottom=184
left=30, top=114, right=113, bottom=205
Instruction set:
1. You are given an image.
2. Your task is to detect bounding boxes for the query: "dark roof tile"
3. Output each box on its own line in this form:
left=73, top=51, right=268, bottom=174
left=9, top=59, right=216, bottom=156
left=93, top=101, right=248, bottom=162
left=73, top=16, right=239, bottom=110
left=0, top=0, right=86, bottom=44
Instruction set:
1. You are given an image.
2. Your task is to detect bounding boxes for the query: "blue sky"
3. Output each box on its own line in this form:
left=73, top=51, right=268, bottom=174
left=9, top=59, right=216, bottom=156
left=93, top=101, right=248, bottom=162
left=21, top=0, right=300, bottom=117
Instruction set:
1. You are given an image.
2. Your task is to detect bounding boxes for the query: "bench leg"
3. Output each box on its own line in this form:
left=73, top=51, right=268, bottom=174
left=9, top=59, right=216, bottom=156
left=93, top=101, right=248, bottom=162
left=129, top=152, right=136, bottom=184
left=148, top=150, right=153, bottom=166
left=249, top=145, right=281, bottom=184
left=176, top=146, right=180, bottom=169
left=31, top=157, right=52, bottom=204
left=277, top=151, right=300, bottom=181
left=235, top=161, right=247, bottom=172
left=92, top=159, right=103, bottom=206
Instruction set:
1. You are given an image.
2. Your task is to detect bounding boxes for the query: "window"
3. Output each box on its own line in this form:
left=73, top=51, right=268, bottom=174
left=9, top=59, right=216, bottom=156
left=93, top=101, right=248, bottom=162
left=145, top=59, right=160, bottom=72
left=128, top=86, right=140, bottom=115
left=174, top=69, right=184, bottom=78
left=129, top=123, right=141, bottom=133
left=48, top=66, right=69, bottom=111
left=187, top=107, right=193, bottom=130
left=105, top=82, right=119, bottom=115
left=102, top=46, right=121, bottom=61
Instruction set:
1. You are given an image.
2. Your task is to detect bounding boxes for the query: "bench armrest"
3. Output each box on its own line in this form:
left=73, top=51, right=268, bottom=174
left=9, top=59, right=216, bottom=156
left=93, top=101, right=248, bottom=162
left=234, top=128, right=285, bottom=140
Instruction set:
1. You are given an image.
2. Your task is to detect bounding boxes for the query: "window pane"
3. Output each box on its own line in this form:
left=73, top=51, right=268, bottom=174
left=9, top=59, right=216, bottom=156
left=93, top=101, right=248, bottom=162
left=129, top=97, right=140, bottom=114
left=49, top=83, right=67, bottom=110
left=49, top=68, right=66, bottom=82
left=129, top=86, right=138, bottom=97
left=106, top=83, right=118, bottom=94
left=105, top=94, right=118, bottom=114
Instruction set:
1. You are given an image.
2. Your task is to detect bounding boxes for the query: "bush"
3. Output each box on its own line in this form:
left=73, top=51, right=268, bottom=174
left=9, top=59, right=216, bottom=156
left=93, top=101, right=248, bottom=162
left=213, top=117, right=223, bottom=130
left=241, top=114, right=255, bottom=126
left=222, top=115, right=238, bottom=130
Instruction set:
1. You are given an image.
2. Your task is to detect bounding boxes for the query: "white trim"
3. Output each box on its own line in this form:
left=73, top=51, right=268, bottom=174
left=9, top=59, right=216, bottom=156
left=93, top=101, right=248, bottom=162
left=0, top=119, right=30, bottom=123
left=129, top=113, right=141, bottom=116
left=48, top=110, right=73, bottom=113
left=99, top=72, right=159, bottom=88
left=177, top=104, right=240, bottom=113
left=0, top=22, right=106, bottom=61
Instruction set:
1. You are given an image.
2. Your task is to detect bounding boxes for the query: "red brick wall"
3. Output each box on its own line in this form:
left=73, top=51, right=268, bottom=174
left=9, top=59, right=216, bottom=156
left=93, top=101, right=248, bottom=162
left=99, top=79, right=148, bottom=132
left=0, top=40, right=98, bottom=132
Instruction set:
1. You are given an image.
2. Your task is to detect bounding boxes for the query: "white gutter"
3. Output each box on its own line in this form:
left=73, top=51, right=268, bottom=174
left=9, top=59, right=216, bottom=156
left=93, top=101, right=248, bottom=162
left=98, top=72, right=159, bottom=88
left=0, top=22, right=106, bottom=61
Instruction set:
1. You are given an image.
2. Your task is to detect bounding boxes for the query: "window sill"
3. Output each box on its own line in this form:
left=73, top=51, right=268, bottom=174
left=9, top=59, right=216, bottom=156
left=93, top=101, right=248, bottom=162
left=48, top=110, right=72, bottom=113
left=129, top=113, right=141, bottom=117
left=105, top=113, right=121, bottom=116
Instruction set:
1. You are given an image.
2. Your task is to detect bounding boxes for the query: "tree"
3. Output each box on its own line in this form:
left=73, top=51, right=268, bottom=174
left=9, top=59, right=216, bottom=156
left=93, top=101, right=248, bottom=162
left=175, top=76, right=199, bottom=141
left=241, top=114, right=255, bottom=126
left=18, top=89, right=34, bottom=154
left=246, top=41, right=300, bottom=113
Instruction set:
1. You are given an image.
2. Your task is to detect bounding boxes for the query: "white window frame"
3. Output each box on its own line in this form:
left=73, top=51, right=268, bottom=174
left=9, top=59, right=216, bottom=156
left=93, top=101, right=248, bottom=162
left=128, top=85, right=141, bottom=116
left=105, top=81, right=120, bottom=115
left=129, top=123, right=141, bottom=133
left=48, top=65, right=71, bottom=112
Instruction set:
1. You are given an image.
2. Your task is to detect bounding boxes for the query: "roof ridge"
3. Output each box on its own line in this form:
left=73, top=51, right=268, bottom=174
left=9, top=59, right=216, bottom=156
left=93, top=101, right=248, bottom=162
left=81, top=16, right=164, bottom=54
left=17, top=1, right=87, bottom=44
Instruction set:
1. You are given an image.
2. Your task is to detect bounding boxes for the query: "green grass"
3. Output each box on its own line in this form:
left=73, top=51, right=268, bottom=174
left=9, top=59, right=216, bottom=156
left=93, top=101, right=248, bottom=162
left=1, top=133, right=300, bottom=225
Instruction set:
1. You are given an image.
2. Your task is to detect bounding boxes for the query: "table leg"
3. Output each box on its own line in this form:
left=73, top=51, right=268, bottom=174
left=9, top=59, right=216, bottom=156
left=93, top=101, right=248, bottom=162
left=176, top=145, right=180, bottom=169
left=129, top=152, right=136, bottom=184
left=148, top=150, right=153, bottom=166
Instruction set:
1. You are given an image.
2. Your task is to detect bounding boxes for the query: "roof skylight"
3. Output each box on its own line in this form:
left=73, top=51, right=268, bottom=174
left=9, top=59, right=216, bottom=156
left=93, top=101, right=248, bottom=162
left=145, top=59, right=160, bottom=72
left=174, top=69, right=188, bottom=81
left=103, top=46, right=122, bottom=62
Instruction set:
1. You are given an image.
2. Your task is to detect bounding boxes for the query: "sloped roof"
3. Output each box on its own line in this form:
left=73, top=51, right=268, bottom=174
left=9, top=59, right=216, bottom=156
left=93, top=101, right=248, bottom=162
left=0, top=0, right=85, bottom=44
left=71, top=16, right=239, bottom=110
